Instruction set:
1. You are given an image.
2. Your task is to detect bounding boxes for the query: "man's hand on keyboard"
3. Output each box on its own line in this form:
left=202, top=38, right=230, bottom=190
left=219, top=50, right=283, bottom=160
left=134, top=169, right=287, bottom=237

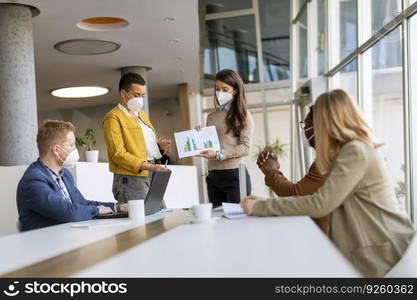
left=97, top=205, right=113, bottom=215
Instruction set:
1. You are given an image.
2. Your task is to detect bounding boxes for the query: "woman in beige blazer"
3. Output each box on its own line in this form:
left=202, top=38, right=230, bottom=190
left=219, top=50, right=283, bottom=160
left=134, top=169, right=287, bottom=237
left=241, top=89, right=415, bottom=277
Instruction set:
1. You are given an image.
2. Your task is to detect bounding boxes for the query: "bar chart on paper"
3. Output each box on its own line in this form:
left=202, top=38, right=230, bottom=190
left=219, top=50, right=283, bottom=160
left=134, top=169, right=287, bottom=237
left=175, top=126, right=221, bottom=158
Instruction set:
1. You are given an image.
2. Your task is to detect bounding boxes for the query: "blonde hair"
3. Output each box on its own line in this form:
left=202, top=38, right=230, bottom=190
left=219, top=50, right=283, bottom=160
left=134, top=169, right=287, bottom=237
left=313, top=89, right=381, bottom=174
left=37, top=120, right=75, bottom=157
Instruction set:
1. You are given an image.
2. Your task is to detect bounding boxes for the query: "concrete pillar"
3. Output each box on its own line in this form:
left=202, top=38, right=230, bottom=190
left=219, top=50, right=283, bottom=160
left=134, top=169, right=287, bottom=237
left=0, top=4, right=39, bottom=165
left=120, top=66, right=151, bottom=115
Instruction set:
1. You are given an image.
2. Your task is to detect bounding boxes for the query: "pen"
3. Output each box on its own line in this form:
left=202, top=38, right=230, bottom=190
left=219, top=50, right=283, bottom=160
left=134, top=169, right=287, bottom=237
left=164, top=160, right=168, bottom=168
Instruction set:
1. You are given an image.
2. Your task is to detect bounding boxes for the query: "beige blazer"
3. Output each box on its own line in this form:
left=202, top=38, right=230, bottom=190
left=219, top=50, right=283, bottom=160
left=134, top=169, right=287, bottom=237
left=252, top=141, right=415, bottom=277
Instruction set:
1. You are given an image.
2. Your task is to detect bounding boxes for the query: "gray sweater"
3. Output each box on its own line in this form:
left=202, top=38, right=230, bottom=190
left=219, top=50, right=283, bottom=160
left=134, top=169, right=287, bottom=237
left=206, top=110, right=254, bottom=171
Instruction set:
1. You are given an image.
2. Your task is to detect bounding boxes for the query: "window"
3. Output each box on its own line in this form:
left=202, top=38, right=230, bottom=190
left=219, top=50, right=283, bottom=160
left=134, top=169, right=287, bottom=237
left=298, top=9, right=308, bottom=79
left=369, top=27, right=406, bottom=212
left=317, top=0, right=328, bottom=75
left=339, top=0, right=358, bottom=61
left=243, top=107, right=267, bottom=196
left=267, top=105, right=292, bottom=178
left=372, top=0, right=400, bottom=34
left=259, top=0, right=291, bottom=82
left=205, top=0, right=252, bottom=13
left=204, top=15, right=259, bottom=87
left=289, top=0, right=416, bottom=221
left=409, top=12, right=417, bottom=219
left=332, top=59, right=358, bottom=101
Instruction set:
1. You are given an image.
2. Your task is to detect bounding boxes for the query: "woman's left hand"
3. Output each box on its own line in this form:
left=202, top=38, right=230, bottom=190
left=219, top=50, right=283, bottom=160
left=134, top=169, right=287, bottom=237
left=196, top=150, right=216, bottom=159
left=241, top=195, right=266, bottom=215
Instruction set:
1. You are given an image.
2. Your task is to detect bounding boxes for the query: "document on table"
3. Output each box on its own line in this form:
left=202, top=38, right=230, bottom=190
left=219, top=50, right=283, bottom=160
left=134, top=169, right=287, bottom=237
left=174, top=126, right=221, bottom=158
left=222, top=202, right=248, bottom=219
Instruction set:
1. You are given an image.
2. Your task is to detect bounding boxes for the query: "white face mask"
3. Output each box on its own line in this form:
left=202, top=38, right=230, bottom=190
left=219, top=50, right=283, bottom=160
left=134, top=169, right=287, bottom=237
left=301, top=127, right=314, bottom=148
left=216, top=91, right=234, bottom=106
left=127, top=97, right=144, bottom=112
left=58, top=146, right=80, bottom=168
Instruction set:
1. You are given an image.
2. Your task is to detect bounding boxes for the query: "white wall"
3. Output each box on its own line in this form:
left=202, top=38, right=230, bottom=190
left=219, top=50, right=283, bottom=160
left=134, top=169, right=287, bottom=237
left=39, top=104, right=114, bottom=162
left=38, top=98, right=184, bottom=165
left=0, top=166, right=27, bottom=237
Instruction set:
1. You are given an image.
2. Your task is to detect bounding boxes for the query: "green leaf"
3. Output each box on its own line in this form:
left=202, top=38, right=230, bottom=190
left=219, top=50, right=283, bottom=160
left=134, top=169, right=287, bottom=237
left=83, top=128, right=96, bottom=151
left=253, top=138, right=287, bottom=160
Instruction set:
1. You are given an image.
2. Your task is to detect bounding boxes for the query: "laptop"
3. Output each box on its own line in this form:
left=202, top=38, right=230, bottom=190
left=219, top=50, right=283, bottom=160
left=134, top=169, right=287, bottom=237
left=95, top=170, right=172, bottom=219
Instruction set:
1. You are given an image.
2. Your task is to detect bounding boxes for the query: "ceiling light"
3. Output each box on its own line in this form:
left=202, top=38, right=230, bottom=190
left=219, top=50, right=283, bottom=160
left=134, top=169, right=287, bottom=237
left=164, top=17, right=176, bottom=22
left=54, top=39, right=121, bottom=55
left=77, top=17, right=129, bottom=31
left=51, top=86, right=109, bottom=98
left=169, top=39, right=180, bottom=44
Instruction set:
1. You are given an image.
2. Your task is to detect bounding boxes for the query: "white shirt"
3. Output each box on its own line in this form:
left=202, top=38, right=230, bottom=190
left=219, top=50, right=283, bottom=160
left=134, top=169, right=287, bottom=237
left=118, top=104, right=162, bottom=161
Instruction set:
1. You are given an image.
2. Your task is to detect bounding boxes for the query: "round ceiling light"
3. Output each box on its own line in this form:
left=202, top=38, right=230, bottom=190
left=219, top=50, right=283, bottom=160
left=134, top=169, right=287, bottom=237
left=163, top=17, right=176, bottom=22
left=169, top=39, right=180, bottom=44
left=51, top=86, right=109, bottom=98
left=77, top=17, right=129, bottom=31
left=54, top=39, right=120, bottom=55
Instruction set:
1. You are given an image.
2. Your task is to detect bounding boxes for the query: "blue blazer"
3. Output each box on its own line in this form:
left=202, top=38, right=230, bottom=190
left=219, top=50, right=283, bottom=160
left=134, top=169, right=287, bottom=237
left=16, top=160, right=115, bottom=231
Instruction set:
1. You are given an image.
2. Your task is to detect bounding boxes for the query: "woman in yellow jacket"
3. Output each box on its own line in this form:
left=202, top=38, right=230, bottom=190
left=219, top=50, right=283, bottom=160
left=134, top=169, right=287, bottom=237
left=103, top=73, right=170, bottom=202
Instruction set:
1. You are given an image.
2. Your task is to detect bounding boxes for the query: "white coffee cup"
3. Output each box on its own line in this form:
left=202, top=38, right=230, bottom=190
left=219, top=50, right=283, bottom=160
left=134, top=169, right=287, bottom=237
left=128, top=199, right=145, bottom=223
left=191, top=203, right=213, bottom=221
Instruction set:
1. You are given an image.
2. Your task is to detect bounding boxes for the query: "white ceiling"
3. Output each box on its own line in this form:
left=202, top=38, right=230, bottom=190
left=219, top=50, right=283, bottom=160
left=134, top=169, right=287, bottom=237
left=1, top=0, right=200, bottom=113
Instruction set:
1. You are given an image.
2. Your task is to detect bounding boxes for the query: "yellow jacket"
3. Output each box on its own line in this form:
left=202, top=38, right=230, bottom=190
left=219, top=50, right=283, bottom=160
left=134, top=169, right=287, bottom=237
left=103, top=106, right=156, bottom=177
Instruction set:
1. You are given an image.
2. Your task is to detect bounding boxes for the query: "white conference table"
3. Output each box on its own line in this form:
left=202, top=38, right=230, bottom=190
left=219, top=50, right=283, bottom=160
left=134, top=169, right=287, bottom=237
left=0, top=211, right=169, bottom=275
left=0, top=210, right=361, bottom=278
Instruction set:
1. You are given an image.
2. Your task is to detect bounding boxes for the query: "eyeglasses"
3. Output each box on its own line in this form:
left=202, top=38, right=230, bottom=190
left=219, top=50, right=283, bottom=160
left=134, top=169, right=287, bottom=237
left=300, top=121, right=313, bottom=131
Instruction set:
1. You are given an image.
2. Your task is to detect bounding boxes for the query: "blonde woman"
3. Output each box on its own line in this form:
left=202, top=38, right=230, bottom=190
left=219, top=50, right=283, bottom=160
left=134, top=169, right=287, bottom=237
left=241, top=89, right=415, bottom=277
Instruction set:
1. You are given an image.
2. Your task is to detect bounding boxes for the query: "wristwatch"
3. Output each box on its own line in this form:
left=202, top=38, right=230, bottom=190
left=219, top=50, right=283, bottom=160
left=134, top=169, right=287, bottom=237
left=215, top=149, right=225, bottom=161
left=114, top=203, right=122, bottom=212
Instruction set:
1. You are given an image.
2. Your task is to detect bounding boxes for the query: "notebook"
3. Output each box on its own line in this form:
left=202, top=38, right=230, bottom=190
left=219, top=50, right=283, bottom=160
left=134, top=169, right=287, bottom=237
left=222, top=202, right=248, bottom=219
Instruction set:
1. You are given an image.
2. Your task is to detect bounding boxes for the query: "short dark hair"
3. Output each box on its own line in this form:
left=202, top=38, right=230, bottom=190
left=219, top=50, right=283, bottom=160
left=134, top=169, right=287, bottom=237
left=119, top=72, right=146, bottom=92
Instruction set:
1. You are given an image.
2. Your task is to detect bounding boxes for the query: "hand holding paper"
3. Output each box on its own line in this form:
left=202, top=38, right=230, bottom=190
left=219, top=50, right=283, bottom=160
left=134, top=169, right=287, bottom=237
left=174, top=126, right=221, bottom=158
left=196, top=150, right=216, bottom=159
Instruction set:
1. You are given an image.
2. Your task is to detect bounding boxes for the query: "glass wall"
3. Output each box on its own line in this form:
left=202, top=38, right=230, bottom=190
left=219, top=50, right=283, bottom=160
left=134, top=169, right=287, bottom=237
left=201, top=0, right=292, bottom=199
left=204, top=15, right=259, bottom=85
left=370, top=27, right=405, bottom=212
left=298, top=9, right=308, bottom=79
left=205, top=0, right=252, bottom=13
left=317, top=0, right=328, bottom=75
left=371, top=0, right=400, bottom=34
left=332, top=59, right=358, bottom=101
left=339, top=0, right=357, bottom=61
left=292, top=0, right=417, bottom=220
left=203, top=0, right=290, bottom=86
left=259, top=0, right=291, bottom=81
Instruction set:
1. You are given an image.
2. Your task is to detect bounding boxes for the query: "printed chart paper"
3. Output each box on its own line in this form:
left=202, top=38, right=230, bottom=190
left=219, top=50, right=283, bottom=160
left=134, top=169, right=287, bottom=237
left=174, top=126, right=221, bottom=158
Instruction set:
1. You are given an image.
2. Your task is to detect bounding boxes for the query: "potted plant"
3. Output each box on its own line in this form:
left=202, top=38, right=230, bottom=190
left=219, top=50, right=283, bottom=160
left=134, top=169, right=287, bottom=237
left=254, top=138, right=287, bottom=160
left=76, top=128, right=98, bottom=163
